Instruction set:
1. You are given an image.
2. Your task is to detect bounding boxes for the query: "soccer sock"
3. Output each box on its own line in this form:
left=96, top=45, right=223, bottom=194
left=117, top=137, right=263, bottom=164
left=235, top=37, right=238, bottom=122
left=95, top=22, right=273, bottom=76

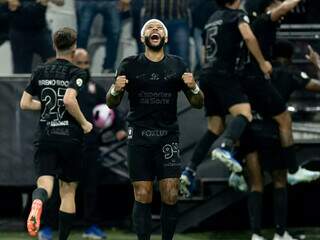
left=161, top=203, right=178, bottom=240
left=132, top=201, right=151, bottom=240
left=58, top=211, right=75, bottom=240
left=282, top=145, right=298, bottom=174
left=274, top=188, right=287, bottom=236
left=213, top=115, right=249, bottom=150
left=32, top=188, right=48, bottom=204
left=189, top=131, right=218, bottom=170
left=248, top=191, right=262, bottom=235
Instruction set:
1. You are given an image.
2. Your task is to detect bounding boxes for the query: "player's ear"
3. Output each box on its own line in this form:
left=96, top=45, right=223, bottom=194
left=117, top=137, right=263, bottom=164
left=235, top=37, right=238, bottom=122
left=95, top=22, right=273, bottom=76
left=141, top=36, right=145, bottom=44
left=165, top=36, right=168, bottom=43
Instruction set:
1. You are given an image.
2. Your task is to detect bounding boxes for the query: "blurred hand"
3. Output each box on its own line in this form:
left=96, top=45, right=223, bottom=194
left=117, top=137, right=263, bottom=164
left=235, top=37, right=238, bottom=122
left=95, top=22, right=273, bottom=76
left=8, top=0, right=20, bottom=11
left=114, top=75, right=128, bottom=92
left=182, top=72, right=196, bottom=90
left=118, top=0, right=131, bottom=12
left=36, top=0, right=49, bottom=6
left=116, top=130, right=127, bottom=141
left=306, top=45, right=320, bottom=70
left=259, top=61, right=272, bottom=78
left=49, top=0, right=64, bottom=6
left=82, top=121, right=93, bottom=134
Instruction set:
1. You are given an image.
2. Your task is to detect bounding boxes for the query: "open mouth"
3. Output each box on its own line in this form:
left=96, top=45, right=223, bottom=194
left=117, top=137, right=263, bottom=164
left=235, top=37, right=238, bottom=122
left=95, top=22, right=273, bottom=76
left=150, top=33, right=160, bottom=41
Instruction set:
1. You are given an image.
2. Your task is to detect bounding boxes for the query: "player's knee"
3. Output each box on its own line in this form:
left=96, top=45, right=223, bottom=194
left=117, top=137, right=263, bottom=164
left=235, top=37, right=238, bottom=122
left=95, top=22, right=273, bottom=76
left=134, top=186, right=153, bottom=203
left=161, top=187, right=179, bottom=205
left=250, top=185, right=263, bottom=192
left=59, top=183, right=77, bottom=199
left=272, top=170, right=287, bottom=188
left=274, top=111, right=292, bottom=129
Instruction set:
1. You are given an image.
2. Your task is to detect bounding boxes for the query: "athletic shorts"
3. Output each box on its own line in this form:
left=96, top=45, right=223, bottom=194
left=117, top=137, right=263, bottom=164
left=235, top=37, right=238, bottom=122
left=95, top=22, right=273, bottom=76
left=238, top=120, right=286, bottom=171
left=34, top=142, right=83, bottom=182
left=241, top=72, right=286, bottom=117
left=127, top=133, right=181, bottom=182
left=199, top=70, right=249, bottom=117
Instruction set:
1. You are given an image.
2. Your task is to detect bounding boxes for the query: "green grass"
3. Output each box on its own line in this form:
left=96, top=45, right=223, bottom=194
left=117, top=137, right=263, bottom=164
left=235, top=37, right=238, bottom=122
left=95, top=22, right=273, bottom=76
left=1, top=228, right=320, bottom=240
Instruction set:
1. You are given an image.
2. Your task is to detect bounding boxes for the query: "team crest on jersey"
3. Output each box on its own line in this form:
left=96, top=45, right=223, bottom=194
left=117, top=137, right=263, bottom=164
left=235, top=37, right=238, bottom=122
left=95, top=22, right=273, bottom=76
left=76, top=78, right=83, bottom=87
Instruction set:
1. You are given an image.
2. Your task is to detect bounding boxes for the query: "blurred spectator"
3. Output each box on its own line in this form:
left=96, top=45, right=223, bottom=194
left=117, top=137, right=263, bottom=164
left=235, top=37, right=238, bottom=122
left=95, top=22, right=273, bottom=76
left=141, top=0, right=191, bottom=65
left=76, top=0, right=125, bottom=73
left=0, top=2, right=9, bottom=46
left=130, top=0, right=143, bottom=53
left=190, top=0, right=219, bottom=72
left=5, top=0, right=64, bottom=73
left=76, top=48, right=127, bottom=239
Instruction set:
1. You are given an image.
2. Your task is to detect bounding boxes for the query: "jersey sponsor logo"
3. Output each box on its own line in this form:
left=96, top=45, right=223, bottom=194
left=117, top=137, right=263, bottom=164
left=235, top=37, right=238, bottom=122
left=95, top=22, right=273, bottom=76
left=76, top=78, right=83, bottom=87
left=141, top=129, right=168, bottom=137
left=300, top=72, right=309, bottom=79
left=138, top=91, right=172, bottom=105
left=49, top=120, right=69, bottom=127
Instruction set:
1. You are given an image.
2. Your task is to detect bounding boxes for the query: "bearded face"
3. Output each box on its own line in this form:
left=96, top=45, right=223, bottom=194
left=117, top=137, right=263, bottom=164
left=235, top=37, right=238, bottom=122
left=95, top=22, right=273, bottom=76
left=144, top=32, right=166, bottom=52
left=142, top=21, right=167, bottom=51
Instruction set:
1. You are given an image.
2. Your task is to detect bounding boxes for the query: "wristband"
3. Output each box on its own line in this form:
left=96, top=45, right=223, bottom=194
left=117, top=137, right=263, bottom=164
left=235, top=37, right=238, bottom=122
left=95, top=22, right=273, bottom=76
left=110, top=86, right=120, bottom=96
left=191, top=84, right=200, bottom=94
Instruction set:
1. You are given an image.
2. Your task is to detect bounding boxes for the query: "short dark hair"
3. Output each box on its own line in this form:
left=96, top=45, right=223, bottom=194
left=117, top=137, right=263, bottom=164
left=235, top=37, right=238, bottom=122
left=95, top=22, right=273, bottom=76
left=53, top=27, right=77, bottom=51
left=216, top=0, right=238, bottom=7
left=273, top=40, right=294, bottom=60
left=244, top=0, right=275, bottom=17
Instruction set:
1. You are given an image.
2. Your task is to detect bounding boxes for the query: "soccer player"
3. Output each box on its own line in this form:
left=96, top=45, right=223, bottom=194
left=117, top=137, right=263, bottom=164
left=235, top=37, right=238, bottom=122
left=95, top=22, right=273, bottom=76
left=241, top=0, right=305, bottom=182
left=180, top=0, right=272, bottom=197
left=237, top=41, right=320, bottom=240
left=106, top=19, right=204, bottom=240
left=20, top=27, right=92, bottom=239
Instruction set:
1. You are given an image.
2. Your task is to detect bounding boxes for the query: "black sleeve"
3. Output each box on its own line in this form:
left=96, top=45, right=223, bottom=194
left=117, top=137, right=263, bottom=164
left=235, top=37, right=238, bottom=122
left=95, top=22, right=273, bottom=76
left=237, top=10, right=250, bottom=25
left=292, top=70, right=311, bottom=90
left=68, top=67, right=89, bottom=93
left=25, top=68, right=39, bottom=96
left=115, top=56, right=133, bottom=77
left=177, top=57, right=192, bottom=92
left=112, top=108, right=127, bottom=133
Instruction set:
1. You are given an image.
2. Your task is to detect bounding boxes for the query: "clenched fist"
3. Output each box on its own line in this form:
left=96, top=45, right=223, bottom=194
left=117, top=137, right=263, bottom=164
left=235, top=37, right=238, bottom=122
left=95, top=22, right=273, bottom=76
left=114, top=75, right=128, bottom=92
left=182, top=72, right=196, bottom=90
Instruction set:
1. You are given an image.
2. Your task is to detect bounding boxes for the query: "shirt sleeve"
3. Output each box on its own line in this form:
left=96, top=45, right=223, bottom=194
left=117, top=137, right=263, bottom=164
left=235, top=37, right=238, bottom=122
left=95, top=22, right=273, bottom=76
left=237, top=10, right=250, bottom=25
left=68, top=67, right=89, bottom=93
left=25, top=69, right=39, bottom=96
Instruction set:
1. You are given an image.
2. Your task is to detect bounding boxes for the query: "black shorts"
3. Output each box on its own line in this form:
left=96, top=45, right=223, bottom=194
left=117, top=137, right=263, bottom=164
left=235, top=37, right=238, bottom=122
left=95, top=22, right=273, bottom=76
left=242, top=73, right=286, bottom=117
left=34, top=142, right=83, bottom=182
left=127, top=135, right=181, bottom=182
left=199, top=70, right=249, bottom=117
left=238, top=120, right=286, bottom=171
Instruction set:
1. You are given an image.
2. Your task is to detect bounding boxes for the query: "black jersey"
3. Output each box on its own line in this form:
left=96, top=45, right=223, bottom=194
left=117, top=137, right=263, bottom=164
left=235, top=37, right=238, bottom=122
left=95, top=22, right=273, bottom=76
left=271, top=61, right=311, bottom=102
left=245, top=13, right=278, bottom=74
left=116, top=53, right=189, bottom=132
left=25, top=59, right=89, bottom=143
left=203, top=8, right=250, bottom=73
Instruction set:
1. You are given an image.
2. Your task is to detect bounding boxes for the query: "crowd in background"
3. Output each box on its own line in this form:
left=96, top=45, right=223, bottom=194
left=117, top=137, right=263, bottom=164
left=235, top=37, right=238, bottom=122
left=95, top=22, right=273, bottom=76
left=0, top=0, right=318, bottom=74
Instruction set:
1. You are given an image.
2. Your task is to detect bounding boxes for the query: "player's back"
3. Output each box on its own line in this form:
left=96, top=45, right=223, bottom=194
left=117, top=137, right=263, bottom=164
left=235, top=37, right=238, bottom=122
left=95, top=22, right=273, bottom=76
left=26, top=59, right=88, bottom=144
left=203, top=8, right=248, bottom=73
